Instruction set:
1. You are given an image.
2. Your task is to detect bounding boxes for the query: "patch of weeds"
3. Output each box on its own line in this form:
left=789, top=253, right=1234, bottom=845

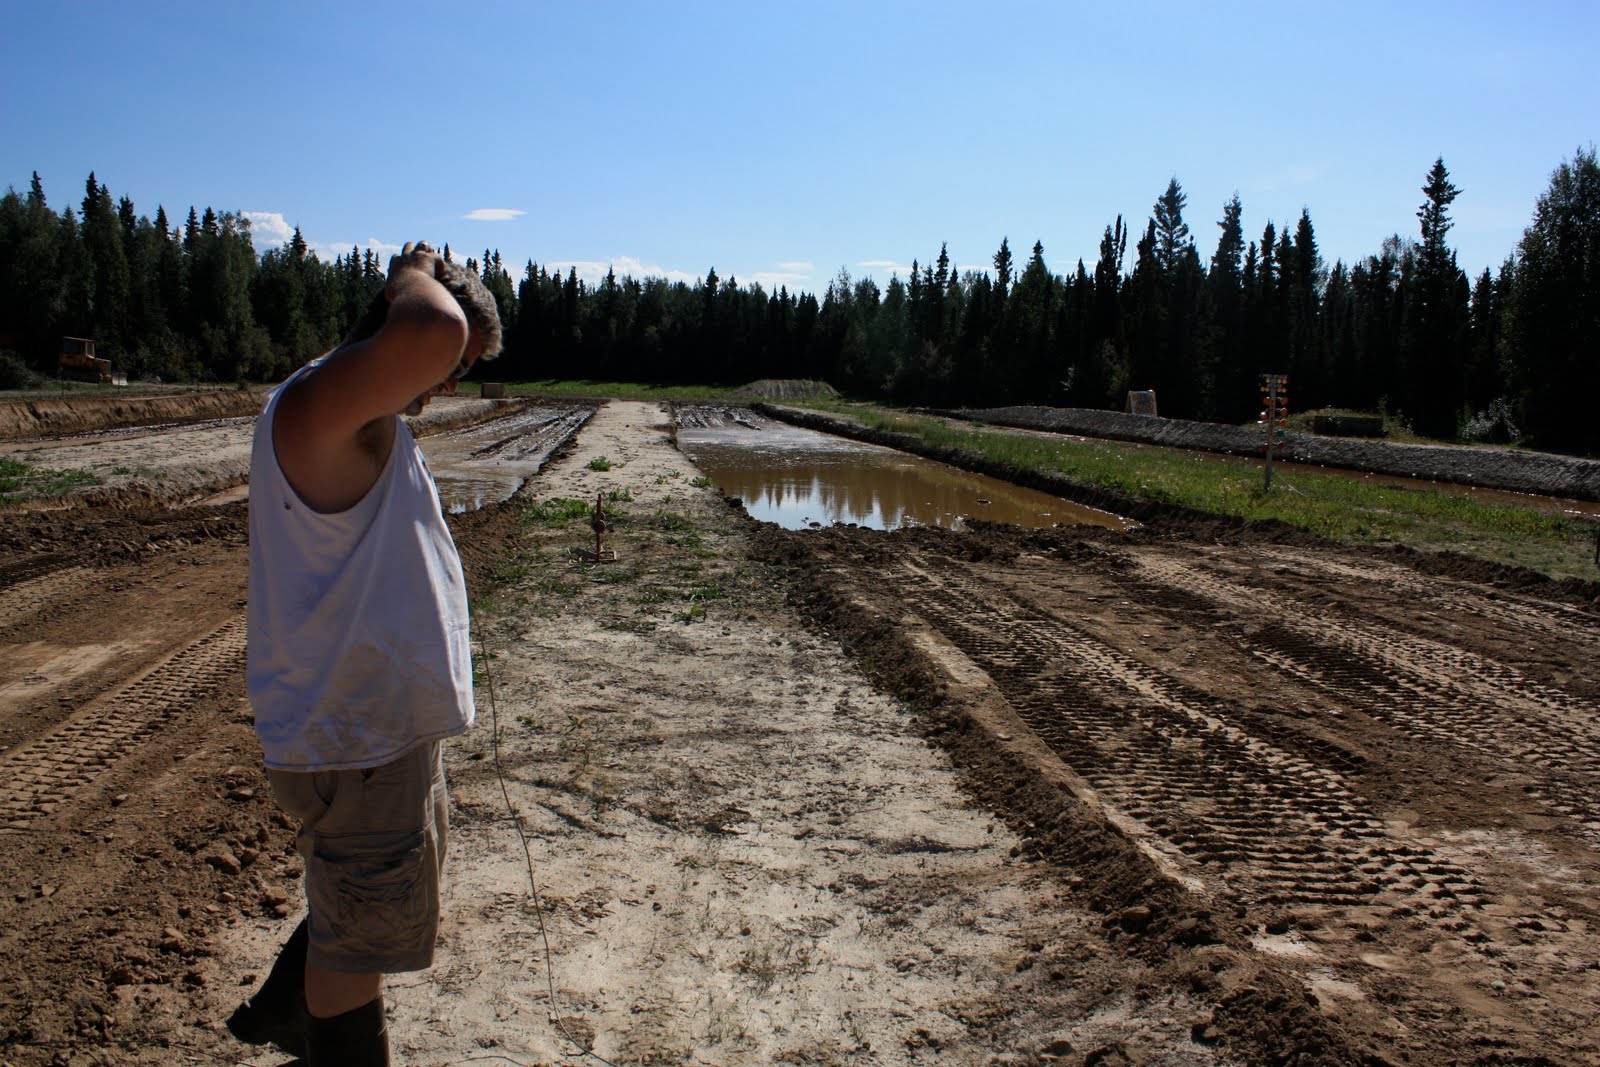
left=736, top=936, right=816, bottom=995
left=586, top=455, right=614, bottom=471
left=588, top=773, right=613, bottom=816
left=654, top=509, right=693, bottom=532
left=516, top=714, right=537, bottom=730
left=0, top=457, right=101, bottom=504
left=690, top=475, right=713, bottom=489
left=587, top=561, right=642, bottom=586
left=523, top=497, right=591, bottom=526
left=606, top=487, right=633, bottom=503
left=534, top=572, right=583, bottom=599
left=688, top=577, right=727, bottom=601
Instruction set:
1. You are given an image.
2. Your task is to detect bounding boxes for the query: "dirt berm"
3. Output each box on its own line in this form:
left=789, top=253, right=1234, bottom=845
left=916, top=404, right=1600, bottom=502
left=0, top=390, right=265, bottom=441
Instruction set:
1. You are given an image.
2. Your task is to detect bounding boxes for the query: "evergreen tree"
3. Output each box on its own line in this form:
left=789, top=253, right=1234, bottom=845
left=1405, top=158, right=1468, bottom=437
left=80, top=174, right=131, bottom=351
left=1086, top=217, right=1129, bottom=406
left=1507, top=146, right=1600, bottom=452
left=1207, top=195, right=1250, bottom=420
left=992, top=237, right=1013, bottom=296
left=1153, top=178, right=1191, bottom=273
left=1286, top=208, right=1325, bottom=402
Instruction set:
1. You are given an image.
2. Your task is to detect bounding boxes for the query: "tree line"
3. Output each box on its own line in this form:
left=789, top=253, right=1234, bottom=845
left=2, top=151, right=1596, bottom=453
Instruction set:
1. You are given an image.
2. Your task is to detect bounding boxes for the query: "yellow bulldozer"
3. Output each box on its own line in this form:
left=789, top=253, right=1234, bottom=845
left=58, top=336, right=114, bottom=383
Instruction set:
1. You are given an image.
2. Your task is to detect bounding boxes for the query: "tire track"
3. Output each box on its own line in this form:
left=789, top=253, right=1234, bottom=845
left=1248, top=546, right=1600, bottom=660
left=888, top=556, right=1491, bottom=931
left=0, top=616, right=246, bottom=830
left=1130, top=553, right=1600, bottom=840
left=0, top=562, right=100, bottom=635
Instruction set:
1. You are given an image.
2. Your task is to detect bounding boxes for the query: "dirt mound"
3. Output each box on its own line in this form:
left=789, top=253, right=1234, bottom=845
left=0, top=390, right=264, bottom=442
left=728, top=378, right=839, bottom=400
left=938, top=404, right=1600, bottom=502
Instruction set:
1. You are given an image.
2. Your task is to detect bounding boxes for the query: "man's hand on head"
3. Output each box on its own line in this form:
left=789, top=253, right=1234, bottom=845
left=385, top=241, right=447, bottom=303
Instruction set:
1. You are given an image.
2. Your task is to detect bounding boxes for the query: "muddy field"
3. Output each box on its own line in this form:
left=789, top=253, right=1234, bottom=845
left=1, top=394, right=1598, bottom=1065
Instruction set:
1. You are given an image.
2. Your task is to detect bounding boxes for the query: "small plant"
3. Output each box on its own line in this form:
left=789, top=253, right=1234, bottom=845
left=0, top=457, right=101, bottom=504
left=1460, top=397, right=1521, bottom=444
left=0, top=351, right=39, bottom=389
left=524, top=497, right=591, bottom=525
left=690, top=476, right=714, bottom=489
left=606, top=487, right=633, bottom=503
left=586, top=456, right=614, bottom=471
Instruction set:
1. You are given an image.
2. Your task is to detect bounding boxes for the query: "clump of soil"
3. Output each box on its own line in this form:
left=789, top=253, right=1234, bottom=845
left=727, top=378, right=840, bottom=400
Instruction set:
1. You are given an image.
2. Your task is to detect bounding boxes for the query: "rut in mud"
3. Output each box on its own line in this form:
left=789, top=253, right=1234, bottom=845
left=0, top=395, right=1598, bottom=1065
left=754, top=518, right=1600, bottom=1064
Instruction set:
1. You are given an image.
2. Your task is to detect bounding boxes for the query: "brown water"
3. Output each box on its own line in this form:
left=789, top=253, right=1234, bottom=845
left=677, top=424, right=1129, bottom=531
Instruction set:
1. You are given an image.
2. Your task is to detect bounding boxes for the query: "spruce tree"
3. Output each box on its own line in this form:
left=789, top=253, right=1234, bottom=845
left=1406, top=158, right=1468, bottom=438
left=1507, top=146, right=1600, bottom=451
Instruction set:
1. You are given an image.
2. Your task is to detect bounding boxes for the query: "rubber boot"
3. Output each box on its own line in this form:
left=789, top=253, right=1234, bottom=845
left=225, top=918, right=309, bottom=1058
left=307, top=996, right=389, bottom=1067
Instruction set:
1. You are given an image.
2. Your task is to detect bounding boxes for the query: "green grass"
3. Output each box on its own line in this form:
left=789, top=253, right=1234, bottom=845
left=522, top=497, right=594, bottom=526
left=823, top=406, right=1600, bottom=581
left=0, top=457, right=101, bottom=504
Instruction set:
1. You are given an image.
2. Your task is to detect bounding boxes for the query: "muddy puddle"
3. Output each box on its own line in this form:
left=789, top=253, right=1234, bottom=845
left=677, top=423, right=1129, bottom=531
left=421, top=406, right=589, bottom=512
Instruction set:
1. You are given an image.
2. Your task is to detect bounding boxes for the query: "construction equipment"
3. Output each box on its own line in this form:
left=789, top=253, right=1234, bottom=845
left=58, top=337, right=112, bottom=383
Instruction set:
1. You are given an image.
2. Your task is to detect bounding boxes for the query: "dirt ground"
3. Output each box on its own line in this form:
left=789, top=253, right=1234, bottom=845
left=1, top=397, right=1598, bottom=1065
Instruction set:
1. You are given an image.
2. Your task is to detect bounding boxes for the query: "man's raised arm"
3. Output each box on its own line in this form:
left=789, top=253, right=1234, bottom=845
left=278, top=241, right=471, bottom=445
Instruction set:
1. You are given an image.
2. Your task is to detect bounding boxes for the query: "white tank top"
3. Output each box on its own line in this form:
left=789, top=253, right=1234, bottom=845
left=246, top=368, right=475, bottom=771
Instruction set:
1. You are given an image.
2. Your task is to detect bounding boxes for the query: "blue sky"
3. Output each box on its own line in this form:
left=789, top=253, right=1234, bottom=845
left=3, top=1, right=1595, bottom=293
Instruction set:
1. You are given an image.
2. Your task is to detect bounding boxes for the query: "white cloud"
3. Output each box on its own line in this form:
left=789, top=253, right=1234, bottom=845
left=463, top=208, right=526, bottom=222
left=242, top=211, right=293, bottom=249
left=546, top=256, right=698, bottom=288
left=776, top=260, right=813, bottom=273
left=749, top=272, right=810, bottom=289
left=857, top=259, right=916, bottom=279
left=304, top=239, right=403, bottom=265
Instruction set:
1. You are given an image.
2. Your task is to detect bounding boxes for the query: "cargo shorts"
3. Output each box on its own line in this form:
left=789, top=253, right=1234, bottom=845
left=267, top=741, right=449, bottom=974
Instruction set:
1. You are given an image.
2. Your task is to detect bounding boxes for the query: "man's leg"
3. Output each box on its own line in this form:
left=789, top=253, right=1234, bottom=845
left=285, top=743, right=446, bottom=1064
left=305, top=967, right=387, bottom=1066
left=225, top=917, right=309, bottom=1057
left=306, top=966, right=382, bottom=1019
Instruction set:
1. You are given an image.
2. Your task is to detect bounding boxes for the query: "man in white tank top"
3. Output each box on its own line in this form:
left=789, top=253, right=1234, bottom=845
left=227, top=241, right=501, bottom=1065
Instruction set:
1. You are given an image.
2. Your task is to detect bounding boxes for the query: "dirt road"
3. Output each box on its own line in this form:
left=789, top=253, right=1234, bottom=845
left=1, top=399, right=1597, bottom=1065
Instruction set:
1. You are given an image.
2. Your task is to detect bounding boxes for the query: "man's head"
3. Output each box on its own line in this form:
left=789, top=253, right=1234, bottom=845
left=434, top=260, right=503, bottom=362
left=343, top=260, right=504, bottom=361
left=341, top=257, right=503, bottom=414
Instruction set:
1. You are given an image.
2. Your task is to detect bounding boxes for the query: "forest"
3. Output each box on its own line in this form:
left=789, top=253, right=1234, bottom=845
left=1, top=151, right=1596, bottom=453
